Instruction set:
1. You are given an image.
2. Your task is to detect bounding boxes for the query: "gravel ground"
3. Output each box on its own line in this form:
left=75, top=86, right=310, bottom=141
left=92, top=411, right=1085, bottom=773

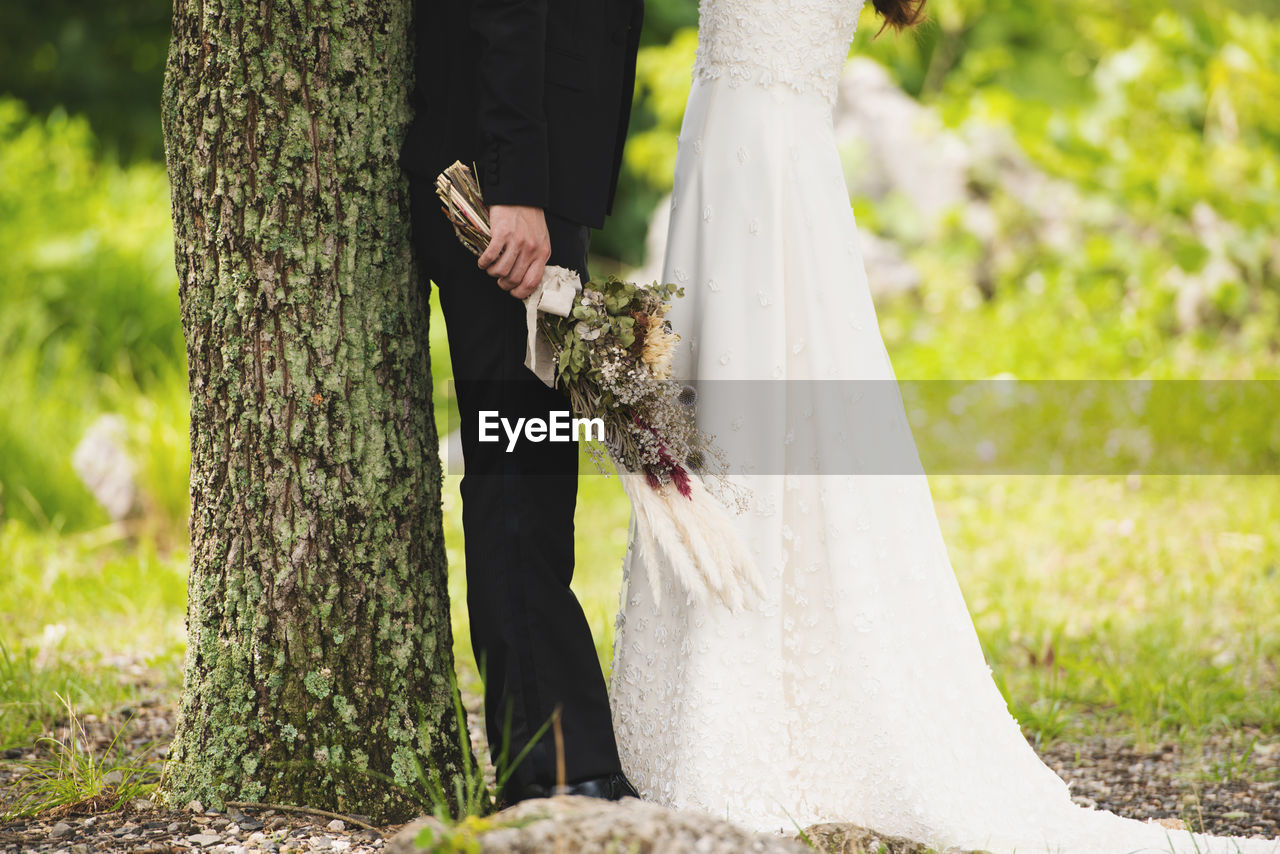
left=2, top=701, right=1276, bottom=853
left=0, top=801, right=396, bottom=854
left=1041, top=729, right=1280, bottom=839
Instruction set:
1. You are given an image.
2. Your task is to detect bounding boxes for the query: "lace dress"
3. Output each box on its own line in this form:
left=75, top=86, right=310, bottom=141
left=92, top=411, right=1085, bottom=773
left=608, top=1, right=1280, bottom=851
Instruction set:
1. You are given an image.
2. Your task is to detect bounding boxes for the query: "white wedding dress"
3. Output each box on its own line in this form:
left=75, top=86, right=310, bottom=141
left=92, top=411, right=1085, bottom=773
left=608, top=2, right=1279, bottom=852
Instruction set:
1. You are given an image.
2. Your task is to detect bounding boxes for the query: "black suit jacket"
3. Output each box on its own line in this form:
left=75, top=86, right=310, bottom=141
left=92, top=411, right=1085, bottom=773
left=402, top=0, right=643, bottom=230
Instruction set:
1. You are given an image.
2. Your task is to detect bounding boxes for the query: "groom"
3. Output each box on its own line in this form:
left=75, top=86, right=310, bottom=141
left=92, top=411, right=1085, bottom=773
left=401, top=0, right=644, bottom=804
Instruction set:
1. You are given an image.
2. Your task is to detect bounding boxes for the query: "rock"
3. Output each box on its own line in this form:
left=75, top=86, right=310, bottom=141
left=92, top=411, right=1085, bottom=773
left=1169, top=202, right=1244, bottom=331
left=188, top=799, right=206, bottom=813
left=70, top=845, right=90, bottom=854
left=387, top=817, right=448, bottom=854
left=389, top=796, right=809, bottom=854
left=803, top=823, right=985, bottom=854
left=131, top=797, right=155, bottom=811
left=856, top=230, right=921, bottom=298
left=834, top=58, right=970, bottom=230
left=187, top=832, right=223, bottom=846
left=326, top=819, right=346, bottom=832
left=630, top=190, right=673, bottom=289
left=71, top=413, right=143, bottom=521
left=442, top=428, right=465, bottom=474
left=49, top=822, right=73, bottom=839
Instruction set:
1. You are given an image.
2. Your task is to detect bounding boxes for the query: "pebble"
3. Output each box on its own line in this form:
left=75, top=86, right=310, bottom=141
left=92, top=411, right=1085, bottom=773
left=49, top=822, right=73, bottom=839
left=188, top=799, right=205, bottom=813
left=327, top=819, right=346, bottom=832
left=187, top=832, right=222, bottom=846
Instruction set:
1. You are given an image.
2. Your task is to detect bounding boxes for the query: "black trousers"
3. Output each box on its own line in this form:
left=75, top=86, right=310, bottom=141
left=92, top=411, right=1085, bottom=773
left=409, top=174, right=622, bottom=794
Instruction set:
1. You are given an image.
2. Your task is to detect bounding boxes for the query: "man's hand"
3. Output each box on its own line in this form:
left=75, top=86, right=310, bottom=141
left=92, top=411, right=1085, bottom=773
left=479, top=205, right=551, bottom=300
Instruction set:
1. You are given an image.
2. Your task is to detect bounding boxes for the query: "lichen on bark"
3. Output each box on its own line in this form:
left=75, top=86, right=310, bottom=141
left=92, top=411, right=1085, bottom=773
left=159, top=0, right=466, bottom=822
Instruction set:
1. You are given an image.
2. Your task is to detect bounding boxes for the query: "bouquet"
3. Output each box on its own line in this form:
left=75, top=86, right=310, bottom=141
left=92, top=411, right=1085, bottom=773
left=436, top=161, right=762, bottom=610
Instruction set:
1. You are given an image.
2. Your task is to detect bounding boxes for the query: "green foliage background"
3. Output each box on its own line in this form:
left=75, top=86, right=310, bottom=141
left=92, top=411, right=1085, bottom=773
left=1, top=0, right=1278, bottom=759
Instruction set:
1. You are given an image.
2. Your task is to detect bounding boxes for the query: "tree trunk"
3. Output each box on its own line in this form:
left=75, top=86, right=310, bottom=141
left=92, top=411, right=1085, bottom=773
left=159, top=0, right=465, bottom=822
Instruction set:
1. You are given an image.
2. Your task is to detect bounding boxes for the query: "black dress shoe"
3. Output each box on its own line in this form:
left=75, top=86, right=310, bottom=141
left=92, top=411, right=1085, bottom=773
left=555, top=771, right=640, bottom=801
left=500, top=771, right=640, bottom=808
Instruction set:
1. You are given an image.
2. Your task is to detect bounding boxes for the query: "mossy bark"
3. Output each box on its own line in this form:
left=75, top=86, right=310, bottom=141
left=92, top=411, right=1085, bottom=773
left=159, top=0, right=464, bottom=822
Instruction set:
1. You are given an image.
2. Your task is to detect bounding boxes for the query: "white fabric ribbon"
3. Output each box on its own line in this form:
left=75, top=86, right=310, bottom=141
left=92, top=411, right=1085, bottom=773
left=522, top=264, right=582, bottom=388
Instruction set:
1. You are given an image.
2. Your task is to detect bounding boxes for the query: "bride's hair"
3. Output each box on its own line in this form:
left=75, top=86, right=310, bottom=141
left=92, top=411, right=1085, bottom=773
left=872, top=0, right=927, bottom=30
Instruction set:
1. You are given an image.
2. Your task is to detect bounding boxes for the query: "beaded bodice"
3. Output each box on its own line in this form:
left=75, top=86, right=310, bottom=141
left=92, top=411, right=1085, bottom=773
left=692, top=0, right=866, bottom=105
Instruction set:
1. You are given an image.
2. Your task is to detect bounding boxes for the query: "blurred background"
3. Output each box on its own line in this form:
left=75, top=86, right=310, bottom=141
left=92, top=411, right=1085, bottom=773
left=1, top=0, right=1278, bottom=797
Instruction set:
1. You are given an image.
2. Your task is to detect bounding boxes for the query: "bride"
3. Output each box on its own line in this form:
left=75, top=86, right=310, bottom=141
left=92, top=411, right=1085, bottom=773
left=608, top=1, right=1279, bottom=852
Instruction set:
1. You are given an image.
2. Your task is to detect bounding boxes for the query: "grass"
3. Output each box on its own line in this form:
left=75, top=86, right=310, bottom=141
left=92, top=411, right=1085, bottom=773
left=938, top=473, right=1280, bottom=748
left=2, top=273, right=1279, bottom=812
left=0, top=636, right=155, bottom=753
left=407, top=670, right=559, bottom=826
left=0, top=517, right=186, bottom=752
left=1, top=694, right=160, bottom=821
